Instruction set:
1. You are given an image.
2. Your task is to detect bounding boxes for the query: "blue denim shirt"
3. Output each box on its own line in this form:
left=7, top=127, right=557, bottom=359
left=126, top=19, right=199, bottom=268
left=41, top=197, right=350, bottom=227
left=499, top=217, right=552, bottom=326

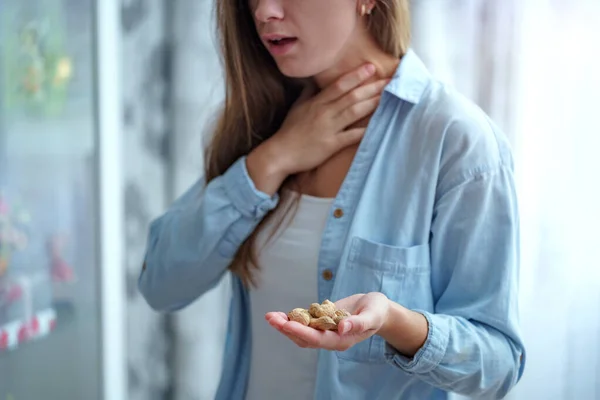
left=138, top=50, right=526, bottom=400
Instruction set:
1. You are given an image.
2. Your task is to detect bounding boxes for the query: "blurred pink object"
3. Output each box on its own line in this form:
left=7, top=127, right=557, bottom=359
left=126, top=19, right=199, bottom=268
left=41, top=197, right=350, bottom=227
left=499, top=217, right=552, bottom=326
left=48, top=234, right=75, bottom=282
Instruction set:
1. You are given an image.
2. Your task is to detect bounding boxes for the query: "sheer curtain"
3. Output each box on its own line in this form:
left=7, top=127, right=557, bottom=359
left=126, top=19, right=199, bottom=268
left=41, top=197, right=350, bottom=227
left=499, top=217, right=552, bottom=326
left=414, top=1, right=600, bottom=398
left=510, top=1, right=600, bottom=398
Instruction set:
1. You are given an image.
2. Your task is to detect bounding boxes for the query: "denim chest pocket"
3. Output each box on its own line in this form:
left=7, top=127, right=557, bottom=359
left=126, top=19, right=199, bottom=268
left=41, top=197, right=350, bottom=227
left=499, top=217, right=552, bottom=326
left=334, top=236, right=433, bottom=364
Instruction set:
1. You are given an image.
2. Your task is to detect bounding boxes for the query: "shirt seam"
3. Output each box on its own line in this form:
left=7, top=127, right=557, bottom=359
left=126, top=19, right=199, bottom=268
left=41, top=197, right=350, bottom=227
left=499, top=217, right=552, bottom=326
left=438, top=163, right=509, bottom=201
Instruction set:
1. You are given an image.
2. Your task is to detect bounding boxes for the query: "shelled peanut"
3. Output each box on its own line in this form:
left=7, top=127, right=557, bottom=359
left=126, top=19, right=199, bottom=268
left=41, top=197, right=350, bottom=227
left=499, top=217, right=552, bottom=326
left=287, top=299, right=351, bottom=331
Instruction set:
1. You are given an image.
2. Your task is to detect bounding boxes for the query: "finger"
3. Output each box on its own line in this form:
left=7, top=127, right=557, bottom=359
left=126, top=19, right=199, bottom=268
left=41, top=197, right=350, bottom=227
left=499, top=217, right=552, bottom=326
left=266, top=313, right=289, bottom=330
left=315, top=63, right=376, bottom=104
left=268, top=318, right=322, bottom=346
left=290, top=337, right=312, bottom=348
left=336, top=95, right=381, bottom=129
left=337, top=318, right=359, bottom=335
left=284, top=332, right=314, bottom=348
left=338, top=312, right=379, bottom=336
left=334, top=294, right=363, bottom=311
left=266, top=317, right=314, bottom=348
left=265, top=312, right=288, bottom=322
left=331, top=79, right=389, bottom=115
left=333, top=128, right=365, bottom=151
left=282, top=321, right=354, bottom=351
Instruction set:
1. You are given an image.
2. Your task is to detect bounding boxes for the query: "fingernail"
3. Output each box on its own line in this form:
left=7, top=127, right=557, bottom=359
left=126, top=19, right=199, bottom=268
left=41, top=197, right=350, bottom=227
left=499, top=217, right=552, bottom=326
left=340, top=321, right=352, bottom=334
left=365, top=64, right=376, bottom=74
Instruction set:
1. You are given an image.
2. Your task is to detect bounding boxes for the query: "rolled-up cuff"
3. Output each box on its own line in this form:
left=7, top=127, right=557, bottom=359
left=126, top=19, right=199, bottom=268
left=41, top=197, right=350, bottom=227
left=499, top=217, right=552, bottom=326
left=222, top=156, right=279, bottom=219
left=384, top=311, right=449, bottom=374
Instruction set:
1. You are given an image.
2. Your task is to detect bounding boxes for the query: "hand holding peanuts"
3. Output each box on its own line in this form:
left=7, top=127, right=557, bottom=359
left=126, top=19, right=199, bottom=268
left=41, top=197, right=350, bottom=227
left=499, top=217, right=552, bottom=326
left=288, top=300, right=352, bottom=331
left=265, top=292, right=391, bottom=352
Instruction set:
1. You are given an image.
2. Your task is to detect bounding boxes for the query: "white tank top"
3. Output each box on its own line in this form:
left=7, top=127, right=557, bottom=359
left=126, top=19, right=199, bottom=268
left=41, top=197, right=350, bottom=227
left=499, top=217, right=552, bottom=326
left=245, top=192, right=334, bottom=400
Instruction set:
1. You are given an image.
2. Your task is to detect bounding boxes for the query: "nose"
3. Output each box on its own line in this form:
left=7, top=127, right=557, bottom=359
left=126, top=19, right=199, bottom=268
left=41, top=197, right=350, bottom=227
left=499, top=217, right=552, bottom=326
left=253, top=0, right=284, bottom=23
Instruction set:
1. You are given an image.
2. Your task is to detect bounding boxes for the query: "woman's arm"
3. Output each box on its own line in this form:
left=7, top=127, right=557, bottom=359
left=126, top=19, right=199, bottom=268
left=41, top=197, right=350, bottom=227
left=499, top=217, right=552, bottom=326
left=265, top=109, right=525, bottom=398
left=138, top=154, right=281, bottom=312
left=377, top=304, right=428, bottom=358
left=271, top=165, right=525, bottom=400
left=379, top=164, right=525, bottom=399
left=139, top=65, right=386, bottom=313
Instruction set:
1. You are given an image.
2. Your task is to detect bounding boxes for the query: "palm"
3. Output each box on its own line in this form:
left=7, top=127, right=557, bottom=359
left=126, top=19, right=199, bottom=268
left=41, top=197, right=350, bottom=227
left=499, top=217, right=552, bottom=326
left=265, top=292, right=390, bottom=352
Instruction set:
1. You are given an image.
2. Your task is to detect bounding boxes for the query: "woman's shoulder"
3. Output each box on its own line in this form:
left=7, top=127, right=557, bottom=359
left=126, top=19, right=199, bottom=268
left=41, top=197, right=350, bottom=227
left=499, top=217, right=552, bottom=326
left=408, top=80, right=515, bottom=189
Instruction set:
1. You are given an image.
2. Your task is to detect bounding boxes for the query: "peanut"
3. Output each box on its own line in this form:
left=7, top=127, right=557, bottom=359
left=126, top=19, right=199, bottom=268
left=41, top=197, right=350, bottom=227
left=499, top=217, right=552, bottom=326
left=288, top=308, right=311, bottom=326
left=309, top=316, right=338, bottom=331
left=287, top=299, right=351, bottom=331
left=333, top=309, right=351, bottom=325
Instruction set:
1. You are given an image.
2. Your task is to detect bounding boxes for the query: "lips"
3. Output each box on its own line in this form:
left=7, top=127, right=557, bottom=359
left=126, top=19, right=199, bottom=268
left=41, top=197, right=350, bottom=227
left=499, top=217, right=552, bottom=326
left=267, top=37, right=296, bottom=46
left=262, top=34, right=298, bottom=55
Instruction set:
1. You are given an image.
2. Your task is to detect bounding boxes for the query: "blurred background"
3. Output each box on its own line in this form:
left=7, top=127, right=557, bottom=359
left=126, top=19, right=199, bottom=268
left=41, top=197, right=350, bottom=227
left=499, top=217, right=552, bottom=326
left=0, top=0, right=599, bottom=399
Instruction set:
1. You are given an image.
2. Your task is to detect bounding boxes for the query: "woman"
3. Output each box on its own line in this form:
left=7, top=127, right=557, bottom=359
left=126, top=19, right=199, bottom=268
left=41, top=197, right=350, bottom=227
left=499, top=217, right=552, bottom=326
left=139, top=0, right=526, bottom=399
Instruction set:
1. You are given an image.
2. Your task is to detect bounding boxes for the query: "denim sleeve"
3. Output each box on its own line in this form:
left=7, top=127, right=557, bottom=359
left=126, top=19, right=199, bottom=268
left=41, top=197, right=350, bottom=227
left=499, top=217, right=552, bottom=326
left=384, top=165, right=526, bottom=399
left=138, top=156, right=278, bottom=312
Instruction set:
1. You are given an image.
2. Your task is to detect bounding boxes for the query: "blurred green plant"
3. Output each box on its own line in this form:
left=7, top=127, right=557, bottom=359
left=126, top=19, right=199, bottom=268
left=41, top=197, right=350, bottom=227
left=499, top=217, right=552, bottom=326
left=1, top=2, right=73, bottom=117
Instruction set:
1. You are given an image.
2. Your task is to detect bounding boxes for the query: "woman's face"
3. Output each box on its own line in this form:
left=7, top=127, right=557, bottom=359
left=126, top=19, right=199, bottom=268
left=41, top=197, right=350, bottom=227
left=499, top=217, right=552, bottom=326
left=249, top=0, right=363, bottom=78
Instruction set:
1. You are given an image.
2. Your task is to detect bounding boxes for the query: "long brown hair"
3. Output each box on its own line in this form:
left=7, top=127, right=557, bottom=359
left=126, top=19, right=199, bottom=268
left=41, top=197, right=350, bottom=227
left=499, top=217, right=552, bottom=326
left=205, top=0, right=411, bottom=288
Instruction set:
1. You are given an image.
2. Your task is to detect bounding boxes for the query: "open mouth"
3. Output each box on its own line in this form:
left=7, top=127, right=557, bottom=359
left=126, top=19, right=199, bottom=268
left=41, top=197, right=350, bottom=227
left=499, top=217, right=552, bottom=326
left=268, top=37, right=297, bottom=46
left=262, top=34, right=298, bottom=55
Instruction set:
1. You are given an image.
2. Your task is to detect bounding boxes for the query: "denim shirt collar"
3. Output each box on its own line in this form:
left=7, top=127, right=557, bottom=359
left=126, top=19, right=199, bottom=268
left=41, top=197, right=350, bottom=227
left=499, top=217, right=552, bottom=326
left=385, top=48, right=432, bottom=104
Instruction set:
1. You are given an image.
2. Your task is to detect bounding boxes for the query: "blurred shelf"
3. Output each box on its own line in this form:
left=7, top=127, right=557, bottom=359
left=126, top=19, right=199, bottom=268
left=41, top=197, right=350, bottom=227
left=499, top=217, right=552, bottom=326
left=0, top=301, right=76, bottom=355
left=0, top=307, right=57, bottom=353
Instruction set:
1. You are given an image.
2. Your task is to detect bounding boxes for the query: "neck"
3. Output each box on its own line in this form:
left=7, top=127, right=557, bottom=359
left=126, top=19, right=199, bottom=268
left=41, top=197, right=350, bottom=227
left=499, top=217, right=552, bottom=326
left=313, top=31, right=400, bottom=89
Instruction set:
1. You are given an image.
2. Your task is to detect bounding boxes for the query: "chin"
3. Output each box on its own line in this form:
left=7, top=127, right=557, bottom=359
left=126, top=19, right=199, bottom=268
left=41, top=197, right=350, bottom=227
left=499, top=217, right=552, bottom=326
left=275, top=58, right=330, bottom=79
left=276, top=63, right=316, bottom=79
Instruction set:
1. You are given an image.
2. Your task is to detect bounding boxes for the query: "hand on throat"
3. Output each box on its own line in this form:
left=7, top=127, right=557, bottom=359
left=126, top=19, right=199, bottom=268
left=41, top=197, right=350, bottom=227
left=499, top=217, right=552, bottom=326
left=313, top=37, right=400, bottom=130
